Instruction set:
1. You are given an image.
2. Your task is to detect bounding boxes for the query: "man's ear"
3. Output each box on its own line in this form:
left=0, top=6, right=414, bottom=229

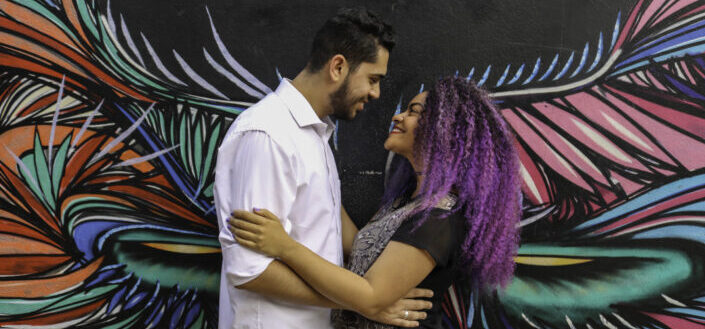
left=328, top=54, right=349, bottom=83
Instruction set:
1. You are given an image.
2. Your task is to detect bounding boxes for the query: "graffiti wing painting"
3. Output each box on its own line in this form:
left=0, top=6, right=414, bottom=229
left=0, top=0, right=263, bottom=327
left=440, top=1, right=705, bottom=329
left=2, top=0, right=705, bottom=329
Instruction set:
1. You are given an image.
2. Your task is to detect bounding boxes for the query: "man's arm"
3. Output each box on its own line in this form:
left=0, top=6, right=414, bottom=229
left=215, top=130, right=324, bottom=304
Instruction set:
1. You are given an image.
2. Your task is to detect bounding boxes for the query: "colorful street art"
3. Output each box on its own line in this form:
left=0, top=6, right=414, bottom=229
left=1, top=0, right=705, bottom=328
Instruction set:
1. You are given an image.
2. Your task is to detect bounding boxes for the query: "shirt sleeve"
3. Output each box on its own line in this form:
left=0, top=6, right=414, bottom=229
left=214, top=130, right=297, bottom=286
left=390, top=210, right=459, bottom=267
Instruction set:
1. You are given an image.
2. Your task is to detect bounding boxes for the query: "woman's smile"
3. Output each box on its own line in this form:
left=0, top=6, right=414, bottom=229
left=390, top=124, right=405, bottom=134
left=384, top=91, right=427, bottom=156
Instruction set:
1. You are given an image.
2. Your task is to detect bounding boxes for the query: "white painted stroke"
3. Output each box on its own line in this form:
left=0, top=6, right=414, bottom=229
left=492, top=50, right=621, bottom=98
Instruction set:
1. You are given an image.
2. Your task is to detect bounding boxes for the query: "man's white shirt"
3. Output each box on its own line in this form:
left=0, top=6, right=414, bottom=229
left=214, top=79, right=343, bottom=329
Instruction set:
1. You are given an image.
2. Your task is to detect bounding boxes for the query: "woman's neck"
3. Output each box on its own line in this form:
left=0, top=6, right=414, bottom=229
left=411, top=181, right=422, bottom=198
left=410, top=161, right=424, bottom=198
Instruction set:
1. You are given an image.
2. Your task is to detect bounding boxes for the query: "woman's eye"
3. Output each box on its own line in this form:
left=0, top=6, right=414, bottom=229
left=408, top=103, right=424, bottom=115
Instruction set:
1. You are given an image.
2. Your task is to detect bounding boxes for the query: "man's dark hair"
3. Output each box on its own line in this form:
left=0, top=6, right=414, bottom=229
left=307, top=7, right=395, bottom=73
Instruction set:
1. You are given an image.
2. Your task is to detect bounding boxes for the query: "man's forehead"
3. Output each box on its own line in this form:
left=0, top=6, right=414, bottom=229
left=374, top=47, right=390, bottom=67
left=361, top=54, right=389, bottom=75
left=356, top=67, right=386, bottom=79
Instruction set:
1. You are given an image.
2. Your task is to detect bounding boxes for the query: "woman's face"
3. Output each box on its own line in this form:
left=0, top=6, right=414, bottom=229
left=383, top=91, right=428, bottom=158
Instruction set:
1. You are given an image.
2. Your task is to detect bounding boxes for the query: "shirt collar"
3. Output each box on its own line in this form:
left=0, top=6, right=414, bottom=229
left=275, top=79, right=335, bottom=139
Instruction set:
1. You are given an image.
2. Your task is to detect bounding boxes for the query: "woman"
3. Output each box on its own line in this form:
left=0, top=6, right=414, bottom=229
left=229, top=77, right=522, bottom=328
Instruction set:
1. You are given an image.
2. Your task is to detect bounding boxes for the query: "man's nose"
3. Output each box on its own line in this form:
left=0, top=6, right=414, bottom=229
left=369, top=84, right=380, bottom=99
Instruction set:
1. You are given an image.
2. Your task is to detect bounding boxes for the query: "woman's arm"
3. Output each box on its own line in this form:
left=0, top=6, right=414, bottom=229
left=231, top=209, right=436, bottom=319
left=341, top=206, right=358, bottom=257
left=236, top=259, right=340, bottom=308
left=240, top=260, right=432, bottom=327
left=286, top=239, right=435, bottom=318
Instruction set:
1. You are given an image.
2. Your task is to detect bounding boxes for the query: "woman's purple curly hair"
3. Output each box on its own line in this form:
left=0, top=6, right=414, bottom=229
left=382, top=76, right=521, bottom=289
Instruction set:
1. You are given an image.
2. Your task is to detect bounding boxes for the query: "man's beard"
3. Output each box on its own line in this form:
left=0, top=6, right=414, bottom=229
left=329, top=76, right=357, bottom=121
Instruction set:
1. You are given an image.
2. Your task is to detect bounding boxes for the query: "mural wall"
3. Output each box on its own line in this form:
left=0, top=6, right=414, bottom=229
left=1, top=0, right=705, bottom=328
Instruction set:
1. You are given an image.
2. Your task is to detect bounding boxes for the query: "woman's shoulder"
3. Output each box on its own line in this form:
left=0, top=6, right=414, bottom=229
left=392, top=194, right=465, bottom=268
left=405, top=193, right=462, bottom=224
left=433, top=193, right=458, bottom=211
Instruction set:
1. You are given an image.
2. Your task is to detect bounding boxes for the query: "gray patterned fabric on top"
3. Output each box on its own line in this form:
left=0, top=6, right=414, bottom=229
left=332, top=194, right=457, bottom=329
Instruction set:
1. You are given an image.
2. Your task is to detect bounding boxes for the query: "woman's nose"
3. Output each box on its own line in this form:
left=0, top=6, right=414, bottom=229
left=391, top=112, right=404, bottom=122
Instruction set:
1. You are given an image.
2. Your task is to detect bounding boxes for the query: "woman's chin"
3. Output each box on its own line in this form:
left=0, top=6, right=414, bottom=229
left=383, top=139, right=393, bottom=151
left=384, top=141, right=407, bottom=155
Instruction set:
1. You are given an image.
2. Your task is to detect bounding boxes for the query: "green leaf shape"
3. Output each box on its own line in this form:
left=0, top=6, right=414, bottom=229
left=64, top=197, right=132, bottom=234
left=19, top=133, right=74, bottom=215
left=18, top=131, right=67, bottom=212
left=109, top=230, right=220, bottom=248
left=499, top=241, right=705, bottom=326
left=198, top=120, right=221, bottom=193
left=94, top=27, right=150, bottom=90
left=0, top=295, right=65, bottom=316
left=179, top=109, right=191, bottom=177
left=194, top=115, right=203, bottom=179
left=9, top=0, right=81, bottom=44
left=99, top=308, right=144, bottom=329
left=103, top=229, right=220, bottom=295
left=17, top=153, right=44, bottom=206
left=139, top=104, right=231, bottom=203
left=202, top=183, right=214, bottom=199
left=74, top=0, right=99, bottom=41
left=187, top=99, right=245, bottom=115
left=51, top=133, right=72, bottom=199
left=40, top=284, right=118, bottom=314
left=0, top=284, right=117, bottom=316
left=33, top=131, right=55, bottom=211
left=81, top=0, right=165, bottom=92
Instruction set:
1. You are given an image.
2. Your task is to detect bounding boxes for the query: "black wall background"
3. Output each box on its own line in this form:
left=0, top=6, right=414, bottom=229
left=108, top=0, right=636, bottom=226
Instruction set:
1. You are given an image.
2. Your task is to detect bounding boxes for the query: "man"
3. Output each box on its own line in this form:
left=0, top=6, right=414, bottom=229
left=214, top=7, right=430, bottom=329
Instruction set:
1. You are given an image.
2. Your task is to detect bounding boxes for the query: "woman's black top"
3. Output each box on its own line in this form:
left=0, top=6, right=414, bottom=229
left=390, top=208, right=466, bottom=328
left=331, top=194, right=466, bottom=329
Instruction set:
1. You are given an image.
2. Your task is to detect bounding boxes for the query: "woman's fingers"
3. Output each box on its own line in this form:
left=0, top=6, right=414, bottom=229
left=404, top=288, right=434, bottom=299
left=390, top=319, right=420, bottom=327
left=392, top=310, right=426, bottom=327
left=401, top=299, right=433, bottom=311
left=234, top=235, right=256, bottom=249
left=232, top=228, right=258, bottom=242
left=400, top=288, right=433, bottom=311
left=254, top=208, right=278, bottom=221
left=230, top=210, right=265, bottom=224
left=406, top=311, right=427, bottom=320
left=228, top=218, right=261, bottom=233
